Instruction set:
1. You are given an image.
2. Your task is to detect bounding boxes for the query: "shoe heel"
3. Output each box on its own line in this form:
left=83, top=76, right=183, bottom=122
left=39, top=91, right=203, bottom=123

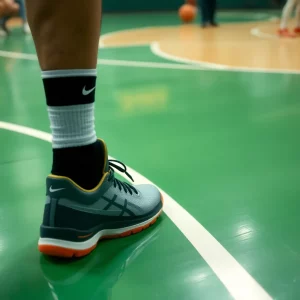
left=39, top=225, right=98, bottom=257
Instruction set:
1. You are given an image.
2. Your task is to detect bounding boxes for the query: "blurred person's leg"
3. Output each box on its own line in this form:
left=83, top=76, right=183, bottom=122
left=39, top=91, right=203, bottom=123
left=294, top=2, right=300, bottom=32
left=0, top=0, right=15, bottom=37
left=199, top=0, right=209, bottom=27
left=279, top=0, right=297, bottom=36
left=209, top=0, right=218, bottom=26
left=0, top=0, right=28, bottom=36
left=25, top=0, right=163, bottom=258
left=0, top=0, right=19, bottom=18
left=15, top=0, right=30, bottom=33
left=0, top=13, right=9, bottom=36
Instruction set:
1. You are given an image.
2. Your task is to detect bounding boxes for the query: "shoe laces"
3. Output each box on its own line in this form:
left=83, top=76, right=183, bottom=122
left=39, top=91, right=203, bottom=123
left=108, top=160, right=138, bottom=195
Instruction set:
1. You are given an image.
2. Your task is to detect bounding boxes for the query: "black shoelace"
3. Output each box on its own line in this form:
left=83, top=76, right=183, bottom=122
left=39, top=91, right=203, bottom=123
left=108, top=160, right=138, bottom=195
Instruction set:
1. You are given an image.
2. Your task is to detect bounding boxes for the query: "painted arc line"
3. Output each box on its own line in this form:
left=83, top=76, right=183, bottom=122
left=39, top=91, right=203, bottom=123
left=0, top=121, right=272, bottom=300
left=98, top=24, right=300, bottom=74
left=100, top=42, right=151, bottom=49
left=250, top=27, right=279, bottom=40
left=149, top=41, right=300, bottom=74
left=96, top=58, right=206, bottom=70
left=0, top=50, right=204, bottom=71
left=150, top=42, right=227, bottom=69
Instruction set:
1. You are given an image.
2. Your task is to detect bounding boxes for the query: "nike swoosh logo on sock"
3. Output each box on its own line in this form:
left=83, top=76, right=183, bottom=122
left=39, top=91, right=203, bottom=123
left=82, top=86, right=96, bottom=96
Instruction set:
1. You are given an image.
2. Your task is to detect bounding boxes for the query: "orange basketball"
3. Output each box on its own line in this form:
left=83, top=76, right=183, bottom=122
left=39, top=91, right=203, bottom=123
left=179, top=4, right=196, bottom=23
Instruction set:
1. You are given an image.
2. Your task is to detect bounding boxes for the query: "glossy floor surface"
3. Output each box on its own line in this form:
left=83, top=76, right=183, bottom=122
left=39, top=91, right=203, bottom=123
left=0, top=11, right=300, bottom=300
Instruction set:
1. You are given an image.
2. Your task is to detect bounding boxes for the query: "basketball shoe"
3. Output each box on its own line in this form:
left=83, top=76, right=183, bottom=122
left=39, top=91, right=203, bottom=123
left=294, top=27, right=300, bottom=34
left=38, top=139, right=163, bottom=258
left=278, top=28, right=296, bottom=37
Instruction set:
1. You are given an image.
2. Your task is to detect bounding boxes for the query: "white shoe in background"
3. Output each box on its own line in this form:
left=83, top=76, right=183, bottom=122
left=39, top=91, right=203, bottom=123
left=0, top=28, right=8, bottom=37
left=23, top=22, right=31, bottom=34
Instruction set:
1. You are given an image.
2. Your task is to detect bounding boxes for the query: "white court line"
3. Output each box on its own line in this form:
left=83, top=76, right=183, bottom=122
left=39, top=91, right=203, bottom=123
left=250, top=27, right=279, bottom=40
left=150, top=41, right=300, bottom=74
left=1, top=49, right=300, bottom=74
left=0, top=121, right=272, bottom=300
left=99, top=25, right=176, bottom=48
left=100, top=42, right=150, bottom=49
left=150, top=41, right=227, bottom=69
left=0, top=50, right=205, bottom=71
left=98, top=40, right=105, bottom=48
left=0, top=50, right=37, bottom=60
left=96, top=57, right=206, bottom=70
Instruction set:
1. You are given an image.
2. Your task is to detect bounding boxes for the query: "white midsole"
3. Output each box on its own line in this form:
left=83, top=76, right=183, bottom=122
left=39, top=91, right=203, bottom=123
left=38, top=209, right=162, bottom=251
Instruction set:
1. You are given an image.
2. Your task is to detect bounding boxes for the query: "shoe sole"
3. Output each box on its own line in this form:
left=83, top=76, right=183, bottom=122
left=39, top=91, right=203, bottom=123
left=278, top=30, right=297, bottom=38
left=38, top=197, right=163, bottom=258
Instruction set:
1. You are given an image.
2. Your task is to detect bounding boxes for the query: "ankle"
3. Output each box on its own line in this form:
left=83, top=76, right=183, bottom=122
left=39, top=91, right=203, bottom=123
left=51, top=141, right=104, bottom=189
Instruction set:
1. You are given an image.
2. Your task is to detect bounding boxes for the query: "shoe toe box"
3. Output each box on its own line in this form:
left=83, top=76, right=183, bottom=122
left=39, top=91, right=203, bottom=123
left=135, top=184, right=162, bottom=214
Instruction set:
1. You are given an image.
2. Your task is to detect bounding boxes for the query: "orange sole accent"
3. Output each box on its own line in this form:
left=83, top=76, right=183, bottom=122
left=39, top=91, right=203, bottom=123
left=38, top=243, right=98, bottom=258
left=278, top=31, right=297, bottom=38
left=38, top=194, right=164, bottom=258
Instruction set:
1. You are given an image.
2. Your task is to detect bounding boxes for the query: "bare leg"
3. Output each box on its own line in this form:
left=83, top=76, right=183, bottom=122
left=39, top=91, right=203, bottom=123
left=0, top=0, right=19, bottom=18
left=25, top=0, right=101, bottom=70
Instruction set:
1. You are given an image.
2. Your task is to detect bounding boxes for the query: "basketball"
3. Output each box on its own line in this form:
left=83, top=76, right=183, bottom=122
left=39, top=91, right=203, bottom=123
left=179, top=4, right=196, bottom=23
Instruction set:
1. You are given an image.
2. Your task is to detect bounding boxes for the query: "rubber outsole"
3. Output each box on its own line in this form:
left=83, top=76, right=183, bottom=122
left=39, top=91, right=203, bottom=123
left=38, top=195, right=164, bottom=258
left=277, top=30, right=297, bottom=38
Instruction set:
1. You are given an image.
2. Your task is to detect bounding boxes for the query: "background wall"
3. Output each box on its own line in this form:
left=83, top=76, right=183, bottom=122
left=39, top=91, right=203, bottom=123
left=102, top=0, right=283, bottom=13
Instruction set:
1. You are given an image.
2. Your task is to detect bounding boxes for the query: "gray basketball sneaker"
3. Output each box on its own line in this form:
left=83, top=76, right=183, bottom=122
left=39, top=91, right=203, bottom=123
left=38, top=139, right=163, bottom=258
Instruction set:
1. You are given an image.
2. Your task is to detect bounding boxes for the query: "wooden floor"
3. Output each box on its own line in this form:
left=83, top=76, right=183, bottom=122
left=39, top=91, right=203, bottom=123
left=101, top=19, right=300, bottom=71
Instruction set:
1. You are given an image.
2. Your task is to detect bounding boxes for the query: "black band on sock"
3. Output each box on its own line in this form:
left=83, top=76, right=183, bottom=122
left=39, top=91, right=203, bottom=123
left=43, top=76, right=96, bottom=106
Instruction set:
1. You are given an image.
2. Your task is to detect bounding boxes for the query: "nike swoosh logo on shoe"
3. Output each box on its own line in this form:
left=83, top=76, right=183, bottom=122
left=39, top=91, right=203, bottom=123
left=49, top=186, right=65, bottom=193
